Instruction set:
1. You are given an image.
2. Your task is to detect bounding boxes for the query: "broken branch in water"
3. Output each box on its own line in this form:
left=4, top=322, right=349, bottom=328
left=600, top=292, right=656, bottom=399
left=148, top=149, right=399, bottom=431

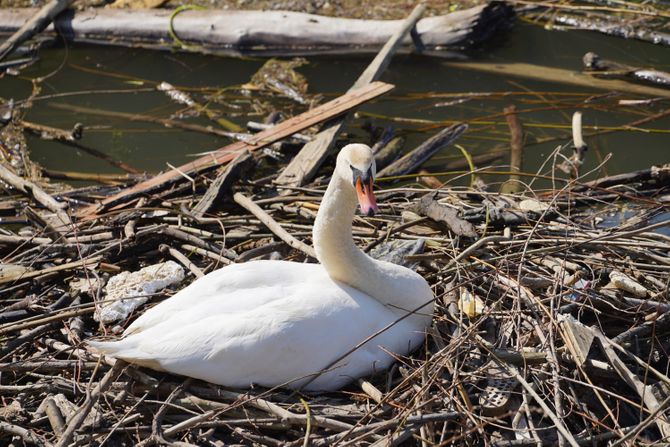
left=0, top=10, right=669, bottom=445
left=500, top=105, right=524, bottom=194
left=18, top=119, right=142, bottom=174
left=48, top=102, right=244, bottom=141
left=583, top=52, right=670, bottom=88
left=276, top=3, right=426, bottom=189
left=0, top=0, right=73, bottom=62
left=76, top=81, right=394, bottom=218
left=558, top=111, right=588, bottom=178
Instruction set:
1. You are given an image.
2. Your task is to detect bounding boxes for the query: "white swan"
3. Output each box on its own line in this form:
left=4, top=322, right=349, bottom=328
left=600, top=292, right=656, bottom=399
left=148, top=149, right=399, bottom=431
left=89, top=144, right=434, bottom=391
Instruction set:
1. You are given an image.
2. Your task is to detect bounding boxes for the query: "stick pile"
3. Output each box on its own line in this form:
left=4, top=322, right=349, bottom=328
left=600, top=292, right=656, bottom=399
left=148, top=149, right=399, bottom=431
left=0, top=123, right=668, bottom=445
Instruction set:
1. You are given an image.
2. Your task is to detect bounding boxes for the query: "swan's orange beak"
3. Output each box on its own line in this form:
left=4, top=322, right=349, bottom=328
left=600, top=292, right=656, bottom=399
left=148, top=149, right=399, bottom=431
left=355, top=177, right=378, bottom=217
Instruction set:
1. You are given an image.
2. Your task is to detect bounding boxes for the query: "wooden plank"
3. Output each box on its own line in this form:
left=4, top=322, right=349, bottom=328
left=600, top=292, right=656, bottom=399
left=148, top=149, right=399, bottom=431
left=76, top=81, right=394, bottom=218
left=275, top=4, right=426, bottom=189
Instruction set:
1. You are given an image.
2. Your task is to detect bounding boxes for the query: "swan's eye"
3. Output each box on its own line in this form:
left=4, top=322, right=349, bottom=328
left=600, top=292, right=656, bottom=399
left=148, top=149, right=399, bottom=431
left=350, top=165, right=362, bottom=187
left=350, top=165, right=374, bottom=187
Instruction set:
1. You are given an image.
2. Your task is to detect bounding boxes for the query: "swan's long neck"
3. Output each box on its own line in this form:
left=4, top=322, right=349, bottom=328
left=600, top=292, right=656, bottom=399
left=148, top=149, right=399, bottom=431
left=313, top=173, right=432, bottom=323
left=313, top=173, right=373, bottom=291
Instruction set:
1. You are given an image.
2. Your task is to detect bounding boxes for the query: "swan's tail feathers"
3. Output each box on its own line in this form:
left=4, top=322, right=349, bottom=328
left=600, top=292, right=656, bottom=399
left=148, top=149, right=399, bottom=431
left=87, top=339, right=166, bottom=371
left=87, top=338, right=130, bottom=356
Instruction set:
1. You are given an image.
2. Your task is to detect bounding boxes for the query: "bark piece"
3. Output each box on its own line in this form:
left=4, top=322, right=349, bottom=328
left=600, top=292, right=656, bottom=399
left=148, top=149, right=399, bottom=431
left=414, top=192, right=477, bottom=238
left=558, top=314, right=595, bottom=367
left=609, top=270, right=648, bottom=297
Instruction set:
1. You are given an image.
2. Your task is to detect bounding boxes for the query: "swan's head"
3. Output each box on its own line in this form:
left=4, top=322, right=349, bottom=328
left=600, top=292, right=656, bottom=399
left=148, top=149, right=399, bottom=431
left=336, top=143, right=378, bottom=217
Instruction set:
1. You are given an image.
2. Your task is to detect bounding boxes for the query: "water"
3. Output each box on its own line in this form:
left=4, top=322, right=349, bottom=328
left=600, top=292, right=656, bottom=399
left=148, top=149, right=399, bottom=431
left=0, top=23, right=668, bottom=184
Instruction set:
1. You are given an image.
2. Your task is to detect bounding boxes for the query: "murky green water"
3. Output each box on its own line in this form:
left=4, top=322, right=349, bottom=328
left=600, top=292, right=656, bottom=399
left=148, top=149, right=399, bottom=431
left=1, top=23, right=668, bottom=184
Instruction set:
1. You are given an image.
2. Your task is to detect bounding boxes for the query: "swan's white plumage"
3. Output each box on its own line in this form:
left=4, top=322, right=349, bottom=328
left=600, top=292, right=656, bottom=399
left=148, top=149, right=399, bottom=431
left=89, top=144, right=434, bottom=391
left=92, top=261, right=427, bottom=390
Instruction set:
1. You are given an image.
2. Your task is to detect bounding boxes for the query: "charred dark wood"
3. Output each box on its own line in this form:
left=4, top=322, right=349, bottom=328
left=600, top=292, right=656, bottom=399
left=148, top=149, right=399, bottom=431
left=578, top=163, right=670, bottom=191
left=378, top=123, right=467, bottom=177
left=613, top=311, right=670, bottom=347
left=190, top=151, right=254, bottom=218
left=236, top=241, right=286, bottom=262
left=374, top=136, right=405, bottom=171
left=0, top=309, right=36, bottom=324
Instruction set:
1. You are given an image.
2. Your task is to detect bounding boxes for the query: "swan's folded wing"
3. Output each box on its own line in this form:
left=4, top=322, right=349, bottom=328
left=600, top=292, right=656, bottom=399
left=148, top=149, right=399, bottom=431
left=91, top=281, right=405, bottom=390
left=124, top=261, right=324, bottom=335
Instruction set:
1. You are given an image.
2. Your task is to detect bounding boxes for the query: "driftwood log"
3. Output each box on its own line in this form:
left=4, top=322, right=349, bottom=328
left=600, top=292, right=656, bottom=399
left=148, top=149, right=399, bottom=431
left=0, top=3, right=514, bottom=56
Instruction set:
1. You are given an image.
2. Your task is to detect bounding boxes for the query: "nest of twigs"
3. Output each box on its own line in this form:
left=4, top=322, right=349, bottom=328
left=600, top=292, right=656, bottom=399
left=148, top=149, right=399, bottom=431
left=0, top=145, right=669, bottom=447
